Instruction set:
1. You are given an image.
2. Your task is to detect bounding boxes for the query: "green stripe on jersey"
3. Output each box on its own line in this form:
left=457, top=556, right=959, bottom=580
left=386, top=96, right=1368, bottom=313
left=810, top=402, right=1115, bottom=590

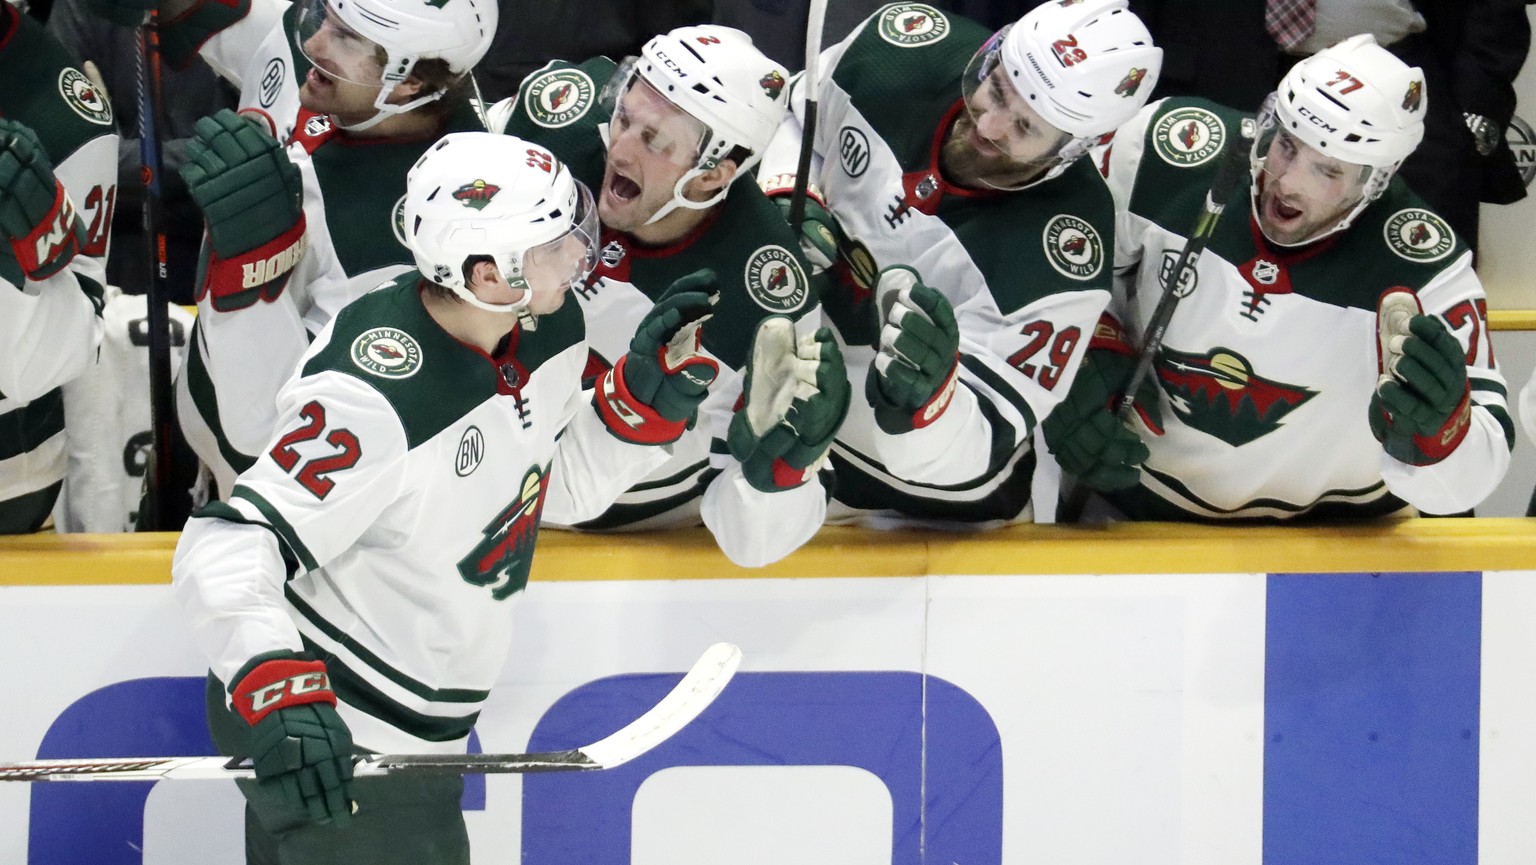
left=1111, top=466, right=1404, bottom=522
left=286, top=586, right=491, bottom=704
left=230, top=484, right=320, bottom=572
left=300, top=635, right=479, bottom=743
left=184, top=324, right=259, bottom=476
left=0, top=388, right=62, bottom=462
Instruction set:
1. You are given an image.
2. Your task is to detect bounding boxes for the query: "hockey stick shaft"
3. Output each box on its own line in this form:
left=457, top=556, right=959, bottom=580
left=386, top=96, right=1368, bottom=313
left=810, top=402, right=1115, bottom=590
left=0, top=643, right=740, bottom=782
left=785, top=0, right=828, bottom=233
left=136, top=12, right=176, bottom=530
left=1057, top=131, right=1251, bottom=523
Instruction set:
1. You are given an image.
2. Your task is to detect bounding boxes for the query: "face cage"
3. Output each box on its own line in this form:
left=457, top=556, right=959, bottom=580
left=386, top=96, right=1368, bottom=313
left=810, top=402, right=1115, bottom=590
left=959, top=29, right=1086, bottom=191
left=295, top=0, right=451, bottom=131
left=1248, top=96, right=1395, bottom=247
left=448, top=181, right=600, bottom=317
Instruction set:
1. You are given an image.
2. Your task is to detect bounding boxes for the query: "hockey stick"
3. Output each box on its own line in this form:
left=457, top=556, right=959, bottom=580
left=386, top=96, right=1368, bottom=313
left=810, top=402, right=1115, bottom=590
left=784, top=0, right=829, bottom=235
left=135, top=9, right=177, bottom=530
left=0, top=642, right=741, bottom=782
left=1057, top=129, right=1252, bottom=522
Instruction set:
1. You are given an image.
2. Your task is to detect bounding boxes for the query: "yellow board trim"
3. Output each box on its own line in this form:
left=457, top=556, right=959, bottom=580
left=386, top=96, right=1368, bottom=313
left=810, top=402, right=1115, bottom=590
left=1488, top=309, right=1536, bottom=331
left=4, top=519, right=1536, bottom=586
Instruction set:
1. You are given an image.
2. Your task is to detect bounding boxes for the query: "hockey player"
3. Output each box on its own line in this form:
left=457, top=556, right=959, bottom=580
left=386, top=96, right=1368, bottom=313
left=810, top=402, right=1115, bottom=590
left=1045, top=34, right=1513, bottom=520
left=88, top=0, right=495, bottom=498
left=0, top=1, right=115, bottom=532
left=756, top=0, right=1162, bottom=526
left=171, top=132, right=716, bottom=861
left=487, top=26, right=851, bottom=567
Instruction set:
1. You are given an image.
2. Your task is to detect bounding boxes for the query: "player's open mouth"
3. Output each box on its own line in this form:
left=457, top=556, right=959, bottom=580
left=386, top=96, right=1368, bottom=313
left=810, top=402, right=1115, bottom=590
left=306, top=67, right=337, bottom=91
left=607, top=172, right=641, bottom=204
left=968, top=126, right=1001, bottom=157
left=1268, top=196, right=1303, bottom=222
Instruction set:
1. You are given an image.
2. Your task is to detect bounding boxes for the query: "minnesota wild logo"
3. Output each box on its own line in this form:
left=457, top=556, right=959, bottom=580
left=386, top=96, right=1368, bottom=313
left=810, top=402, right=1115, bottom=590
left=453, top=180, right=500, bottom=210
left=1402, top=80, right=1423, bottom=113
left=1116, top=67, right=1148, bottom=98
left=1042, top=214, right=1104, bottom=281
left=1384, top=208, right=1455, bottom=262
left=759, top=70, right=786, bottom=100
left=744, top=245, right=809, bottom=313
left=351, top=327, right=423, bottom=379
left=877, top=3, right=949, bottom=46
left=1157, top=346, right=1316, bottom=446
left=457, top=466, right=549, bottom=601
left=524, top=68, right=596, bottom=128
left=58, top=68, right=113, bottom=126
left=1152, top=107, right=1226, bottom=168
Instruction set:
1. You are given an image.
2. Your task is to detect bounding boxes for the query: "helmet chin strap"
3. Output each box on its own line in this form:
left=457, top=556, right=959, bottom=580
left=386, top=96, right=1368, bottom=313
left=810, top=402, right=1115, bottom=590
left=1249, top=163, right=1395, bottom=248
left=335, top=77, right=446, bottom=133
left=642, top=167, right=727, bottom=227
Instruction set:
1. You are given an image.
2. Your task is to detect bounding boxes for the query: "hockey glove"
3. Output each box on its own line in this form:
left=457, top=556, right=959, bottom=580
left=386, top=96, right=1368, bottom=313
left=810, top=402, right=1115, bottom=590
left=761, top=174, right=841, bottom=274
left=728, top=318, right=851, bottom=491
left=595, top=269, right=721, bottom=445
left=864, top=266, right=962, bottom=435
left=181, top=109, right=306, bottom=312
left=231, top=651, right=355, bottom=827
left=1041, top=313, right=1164, bottom=492
left=0, top=119, right=85, bottom=282
left=1369, top=288, right=1472, bottom=466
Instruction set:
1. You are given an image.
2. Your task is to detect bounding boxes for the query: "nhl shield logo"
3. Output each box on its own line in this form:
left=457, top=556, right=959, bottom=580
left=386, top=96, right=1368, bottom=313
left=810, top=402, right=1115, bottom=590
left=1384, top=208, right=1456, bottom=263
left=524, top=68, right=596, bottom=129
left=744, top=245, right=810, bottom=313
left=1042, top=215, right=1104, bottom=281
left=304, top=114, right=332, bottom=137
left=351, top=328, right=423, bottom=379
left=599, top=239, right=626, bottom=269
left=58, top=68, right=113, bottom=126
left=1152, top=107, right=1227, bottom=168
left=878, top=3, right=950, bottom=47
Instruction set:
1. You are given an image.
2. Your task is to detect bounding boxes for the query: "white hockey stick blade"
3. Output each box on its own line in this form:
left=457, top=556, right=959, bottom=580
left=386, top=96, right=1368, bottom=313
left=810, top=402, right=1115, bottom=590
left=0, top=643, right=742, bottom=782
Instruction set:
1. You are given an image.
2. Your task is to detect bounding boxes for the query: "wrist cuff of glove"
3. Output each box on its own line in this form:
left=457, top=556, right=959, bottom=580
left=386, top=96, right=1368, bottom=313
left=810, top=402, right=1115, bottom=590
left=759, top=173, right=825, bottom=207
left=197, top=215, right=307, bottom=312
left=594, top=357, right=688, bottom=445
left=910, top=358, right=960, bottom=430
left=10, top=181, right=80, bottom=281
left=1406, top=386, right=1474, bottom=465
left=231, top=653, right=336, bottom=727
left=160, top=0, right=252, bottom=69
left=1088, top=313, right=1133, bottom=356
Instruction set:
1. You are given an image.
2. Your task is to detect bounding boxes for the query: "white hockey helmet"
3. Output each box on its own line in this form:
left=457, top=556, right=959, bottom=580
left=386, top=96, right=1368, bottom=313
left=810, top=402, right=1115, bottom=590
left=295, top=0, right=496, bottom=131
left=403, top=132, right=598, bottom=320
left=962, top=0, right=1162, bottom=186
left=600, top=25, right=791, bottom=224
left=1251, top=34, right=1426, bottom=244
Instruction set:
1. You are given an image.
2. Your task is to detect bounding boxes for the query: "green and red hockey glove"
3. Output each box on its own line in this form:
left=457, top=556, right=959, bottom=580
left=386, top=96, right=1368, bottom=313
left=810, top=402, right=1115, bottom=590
left=1041, top=313, right=1164, bottom=492
left=728, top=318, right=851, bottom=491
left=1370, top=288, right=1472, bottom=465
left=181, top=109, right=306, bottom=312
left=595, top=269, right=720, bottom=445
left=0, top=119, right=86, bottom=282
left=864, top=266, right=962, bottom=435
left=761, top=174, right=842, bottom=274
left=231, top=650, right=354, bottom=826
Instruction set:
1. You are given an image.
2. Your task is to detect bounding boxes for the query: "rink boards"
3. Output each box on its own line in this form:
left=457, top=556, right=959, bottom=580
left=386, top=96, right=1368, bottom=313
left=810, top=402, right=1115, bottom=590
left=2, top=522, right=1535, bottom=865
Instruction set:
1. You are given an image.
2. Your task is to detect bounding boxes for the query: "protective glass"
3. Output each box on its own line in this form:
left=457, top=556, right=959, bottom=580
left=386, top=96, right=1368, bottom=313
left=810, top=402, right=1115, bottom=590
left=959, top=27, right=1073, bottom=165
left=1251, top=120, right=1372, bottom=211
left=599, top=59, right=711, bottom=169
left=514, top=181, right=600, bottom=296
left=295, top=0, right=389, bottom=90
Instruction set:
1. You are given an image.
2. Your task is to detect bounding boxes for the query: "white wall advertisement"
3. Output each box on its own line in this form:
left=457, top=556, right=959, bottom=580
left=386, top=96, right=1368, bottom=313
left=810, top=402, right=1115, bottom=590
left=3, top=569, right=1535, bottom=864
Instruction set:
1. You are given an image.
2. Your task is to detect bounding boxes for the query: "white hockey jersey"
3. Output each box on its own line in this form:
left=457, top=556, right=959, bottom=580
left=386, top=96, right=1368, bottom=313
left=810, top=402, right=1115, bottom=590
left=758, top=4, right=1115, bottom=527
left=0, top=4, right=114, bottom=531
left=1101, top=97, right=1513, bottom=519
left=172, top=0, right=484, bottom=496
left=488, top=58, right=826, bottom=567
left=172, top=275, right=667, bottom=753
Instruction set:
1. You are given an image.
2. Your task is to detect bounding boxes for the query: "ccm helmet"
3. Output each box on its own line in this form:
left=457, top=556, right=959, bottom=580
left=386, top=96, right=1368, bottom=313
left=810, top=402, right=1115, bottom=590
left=403, top=132, right=598, bottom=322
left=295, top=0, right=496, bottom=131
left=963, top=0, right=1162, bottom=187
left=600, top=25, right=790, bottom=224
left=1251, top=33, right=1427, bottom=244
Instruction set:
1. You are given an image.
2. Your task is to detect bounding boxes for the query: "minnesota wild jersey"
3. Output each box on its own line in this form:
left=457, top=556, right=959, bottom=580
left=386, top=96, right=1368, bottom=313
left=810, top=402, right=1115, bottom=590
left=757, top=4, right=1115, bottom=526
left=1101, top=97, right=1513, bottom=520
left=174, top=275, right=666, bottom=753
left=488, top=58, right=826, bottom=567
left=174, top=0, right=485, bottom=497
left=0, top=4, right=114, bottom=531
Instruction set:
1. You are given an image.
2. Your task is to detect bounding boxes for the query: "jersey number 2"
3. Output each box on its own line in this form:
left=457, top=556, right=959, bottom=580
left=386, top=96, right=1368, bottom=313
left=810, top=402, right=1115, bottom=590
left=269, top=401, right=361, bottom=500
